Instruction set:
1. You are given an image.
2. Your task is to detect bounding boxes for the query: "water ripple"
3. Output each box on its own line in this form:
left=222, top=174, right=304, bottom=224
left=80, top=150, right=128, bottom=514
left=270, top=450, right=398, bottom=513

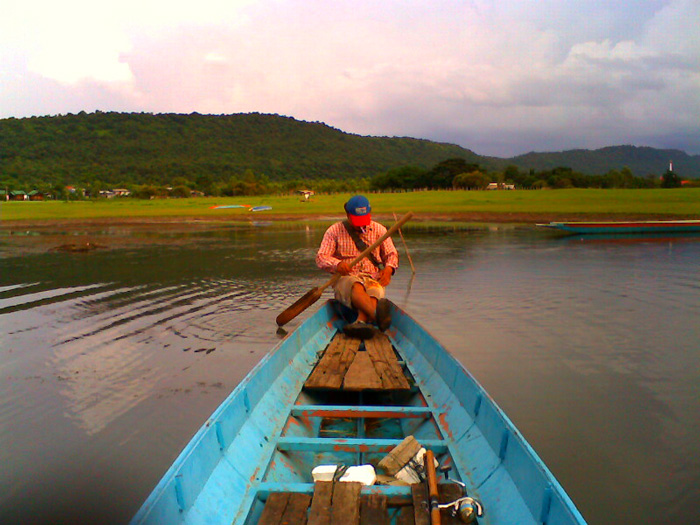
left=0, top=283, right=112, bottom=315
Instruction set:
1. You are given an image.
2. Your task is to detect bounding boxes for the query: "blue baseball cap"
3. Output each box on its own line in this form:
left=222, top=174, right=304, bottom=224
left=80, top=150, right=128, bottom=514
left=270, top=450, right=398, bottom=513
left=344, top=195, right=371, bottom=227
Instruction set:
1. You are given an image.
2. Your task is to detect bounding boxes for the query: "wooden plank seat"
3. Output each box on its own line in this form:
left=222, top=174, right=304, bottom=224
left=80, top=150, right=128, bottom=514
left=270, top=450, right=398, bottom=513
left=258, top=492, right=312, bottom=524
left=258, top=483, right=467, bottom=525
left=259, top=482, right=383, bottom=525
left=304, top=332, right=410, bottom=391
left=308, top=481, right=363, bottom=525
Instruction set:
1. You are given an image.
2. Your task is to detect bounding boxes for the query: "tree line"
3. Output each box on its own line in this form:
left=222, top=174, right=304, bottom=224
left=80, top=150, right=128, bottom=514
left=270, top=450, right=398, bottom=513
left=9, top=157, right=688, bottom=202
left=369, top=158, right=686, bottom=191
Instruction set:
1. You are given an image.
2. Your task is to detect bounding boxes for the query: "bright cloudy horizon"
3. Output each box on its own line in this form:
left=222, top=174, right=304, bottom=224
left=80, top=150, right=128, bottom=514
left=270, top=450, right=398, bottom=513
left=1, top=0, right=699, bottom=157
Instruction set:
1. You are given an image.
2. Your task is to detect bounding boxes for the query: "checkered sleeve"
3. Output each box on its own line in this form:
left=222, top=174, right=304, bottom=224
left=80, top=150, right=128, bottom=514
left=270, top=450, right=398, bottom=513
left=315, top=222, right=343, bottom=273
left=374, top=223, right=399, bottom=271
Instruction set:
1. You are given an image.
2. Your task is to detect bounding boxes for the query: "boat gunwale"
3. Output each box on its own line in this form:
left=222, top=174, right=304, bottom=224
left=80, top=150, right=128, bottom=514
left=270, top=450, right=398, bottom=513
left=544, top=219, right=700, bottom=226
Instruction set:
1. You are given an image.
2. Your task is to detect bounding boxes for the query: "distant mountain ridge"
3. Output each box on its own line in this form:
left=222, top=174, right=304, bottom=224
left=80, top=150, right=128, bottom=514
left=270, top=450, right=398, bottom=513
left=510, top=145, right=698, bottom=178
left=0, top=112, right=697, bottom=187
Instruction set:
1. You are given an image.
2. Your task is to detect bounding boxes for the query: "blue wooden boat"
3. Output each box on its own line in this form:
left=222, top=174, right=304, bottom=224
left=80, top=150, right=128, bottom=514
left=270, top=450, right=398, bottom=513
left=131, top=301, right=586, bottom=524
left=538, top=219, right=700, bottom=234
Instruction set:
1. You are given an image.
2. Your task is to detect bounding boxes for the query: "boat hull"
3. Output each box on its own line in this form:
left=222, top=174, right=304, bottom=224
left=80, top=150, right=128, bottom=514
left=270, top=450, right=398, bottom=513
left=539, top=220, right=700, bottom=234
left=131, top=301, right=586, bottom=524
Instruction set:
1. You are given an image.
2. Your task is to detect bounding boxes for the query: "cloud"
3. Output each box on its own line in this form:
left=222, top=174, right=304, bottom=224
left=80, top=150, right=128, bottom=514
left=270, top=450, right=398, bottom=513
left=1, top=0, right=257, bottom=85
left=1, top=0, right=699, bottom=156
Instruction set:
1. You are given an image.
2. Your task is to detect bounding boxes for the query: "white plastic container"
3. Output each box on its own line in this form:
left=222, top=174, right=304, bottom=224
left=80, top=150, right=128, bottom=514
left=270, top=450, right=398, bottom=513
left=311, top=464, right=377, bottom=486
left=339, top=465, right=376, bottom=486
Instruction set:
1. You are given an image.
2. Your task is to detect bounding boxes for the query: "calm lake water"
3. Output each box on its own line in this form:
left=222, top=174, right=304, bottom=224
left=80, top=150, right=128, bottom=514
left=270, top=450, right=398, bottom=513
left=1, top=222, right=699, bottom=524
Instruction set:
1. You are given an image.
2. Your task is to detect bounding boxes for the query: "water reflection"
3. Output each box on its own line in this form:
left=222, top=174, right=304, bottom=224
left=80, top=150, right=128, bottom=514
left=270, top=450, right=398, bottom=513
left=1, top=225, right=699, bottom=524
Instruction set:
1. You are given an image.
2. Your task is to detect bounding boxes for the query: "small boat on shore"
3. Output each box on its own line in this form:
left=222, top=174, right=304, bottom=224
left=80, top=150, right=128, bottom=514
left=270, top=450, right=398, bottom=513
left=538, top=219, right=700, bottom=235
left=131, top=301, right=586, bottom=524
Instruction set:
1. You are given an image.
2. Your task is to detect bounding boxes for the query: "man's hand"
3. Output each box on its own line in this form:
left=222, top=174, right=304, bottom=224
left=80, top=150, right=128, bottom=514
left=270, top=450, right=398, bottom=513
left=335, top=261, right=351, bottom=275
left=378, top=266, right=393, bottom=287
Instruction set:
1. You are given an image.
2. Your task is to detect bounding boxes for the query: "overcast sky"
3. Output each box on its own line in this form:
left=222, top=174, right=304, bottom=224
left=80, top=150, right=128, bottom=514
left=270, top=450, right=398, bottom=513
left=1, top=0, right=698, bottom=157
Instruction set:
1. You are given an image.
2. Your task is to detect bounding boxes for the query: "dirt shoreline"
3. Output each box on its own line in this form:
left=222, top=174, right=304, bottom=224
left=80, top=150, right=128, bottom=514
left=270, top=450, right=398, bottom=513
left=1, top=211, right=690, bottom=230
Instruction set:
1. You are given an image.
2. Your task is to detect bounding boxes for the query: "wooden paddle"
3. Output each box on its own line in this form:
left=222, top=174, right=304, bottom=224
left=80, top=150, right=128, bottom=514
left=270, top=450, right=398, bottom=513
left=275, top=211, right=414, bottom=327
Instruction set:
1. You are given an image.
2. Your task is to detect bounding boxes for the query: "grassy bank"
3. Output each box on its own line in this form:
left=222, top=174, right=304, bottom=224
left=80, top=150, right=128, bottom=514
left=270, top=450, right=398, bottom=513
left=3, top=189, right=700, bottom=224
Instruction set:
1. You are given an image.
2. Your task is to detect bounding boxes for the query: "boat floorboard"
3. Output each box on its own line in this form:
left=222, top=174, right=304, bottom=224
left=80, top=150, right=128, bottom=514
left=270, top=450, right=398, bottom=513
left=259, top=482, right=464, bottom=525
left=304, top=332, right=410, bottom=391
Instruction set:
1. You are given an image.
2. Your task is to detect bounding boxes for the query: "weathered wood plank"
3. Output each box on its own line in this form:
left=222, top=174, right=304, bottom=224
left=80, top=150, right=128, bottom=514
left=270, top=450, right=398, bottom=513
left=409, top=483, right=471, bottom=525
left=411, top=484, right=431, bottom=525
left=321, top=334, right=352, bottom=388
left=265, top=484, right=460, bottom=525
left=343, top=350, right=383, bottom=390
left=330, top=482, right=362, bottom=525
left=281, top=493, right=312, bottom=524
left=378, top=436, right=422, bottom=476
left=305, top=334, right=361, bottom=389
left=258, top=492, right=290, bottom=525
left=259, top=492, right=312, bottom=525
left=337, top=338, right=360, bottom=386
left=307, top=482, right=333, bottom=525
left=360, top=494, right=389, bottom=525
left=439, top=484, right=466, bottom=525
left=364, top=333, right=410, bottom=390
left=305, top=334, right=342, bottom=389
left=395, top=506, right=416, bottom=525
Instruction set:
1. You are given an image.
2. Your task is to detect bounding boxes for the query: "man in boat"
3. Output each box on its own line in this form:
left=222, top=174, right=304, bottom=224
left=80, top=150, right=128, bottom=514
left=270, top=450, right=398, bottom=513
left=316, top=195, right=399, bottom=339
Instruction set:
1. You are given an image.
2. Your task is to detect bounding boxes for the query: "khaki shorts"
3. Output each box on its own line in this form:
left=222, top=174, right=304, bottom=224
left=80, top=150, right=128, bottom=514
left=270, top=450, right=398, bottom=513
left=334, top=275, right=385, bottom=309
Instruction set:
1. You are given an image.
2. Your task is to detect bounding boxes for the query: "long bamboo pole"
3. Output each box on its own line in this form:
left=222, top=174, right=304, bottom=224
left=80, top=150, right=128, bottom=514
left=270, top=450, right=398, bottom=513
left=393, top=212, right=416, bottom=274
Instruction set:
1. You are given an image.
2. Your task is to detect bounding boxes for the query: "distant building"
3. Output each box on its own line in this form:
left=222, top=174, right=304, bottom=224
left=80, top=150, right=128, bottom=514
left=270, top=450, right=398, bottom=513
left=99, top=188, right=131, bottom=198
left=10, top=190, right=28, bottom=201
left=486, top=182, right=515, bottom=190
left=28, top=190, right=45, bottom=201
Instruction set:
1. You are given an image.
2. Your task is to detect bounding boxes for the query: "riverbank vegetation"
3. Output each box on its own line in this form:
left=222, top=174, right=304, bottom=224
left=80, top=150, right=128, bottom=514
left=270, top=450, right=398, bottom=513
left=4, top=188, right=700, bottom=223
left=3, top=154, right=693, bottom=203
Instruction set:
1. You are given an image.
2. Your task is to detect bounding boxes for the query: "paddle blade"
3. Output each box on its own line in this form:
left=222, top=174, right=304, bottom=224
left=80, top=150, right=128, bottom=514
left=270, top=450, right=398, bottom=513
left=276, top=286, right=324, bottom=326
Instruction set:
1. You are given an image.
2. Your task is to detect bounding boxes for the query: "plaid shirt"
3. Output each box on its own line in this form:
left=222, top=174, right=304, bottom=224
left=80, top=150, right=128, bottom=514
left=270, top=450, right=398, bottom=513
left=316, top=220, right=399, bottom=279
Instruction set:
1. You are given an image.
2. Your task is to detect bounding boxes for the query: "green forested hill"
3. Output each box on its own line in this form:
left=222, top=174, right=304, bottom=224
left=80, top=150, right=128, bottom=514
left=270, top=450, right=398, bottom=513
left=0, top=112, right=481, bottom=188
left=1, top=112, right=698, bottom=190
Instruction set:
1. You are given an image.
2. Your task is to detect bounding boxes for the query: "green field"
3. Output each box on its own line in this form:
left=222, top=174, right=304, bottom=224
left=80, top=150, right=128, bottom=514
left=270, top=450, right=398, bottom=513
left=2, top=189, right=700, bottom=223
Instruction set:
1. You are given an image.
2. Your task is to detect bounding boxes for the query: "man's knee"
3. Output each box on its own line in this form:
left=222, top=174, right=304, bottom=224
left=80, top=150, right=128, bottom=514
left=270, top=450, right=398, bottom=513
left=351, top=282, right=366, bottom=295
